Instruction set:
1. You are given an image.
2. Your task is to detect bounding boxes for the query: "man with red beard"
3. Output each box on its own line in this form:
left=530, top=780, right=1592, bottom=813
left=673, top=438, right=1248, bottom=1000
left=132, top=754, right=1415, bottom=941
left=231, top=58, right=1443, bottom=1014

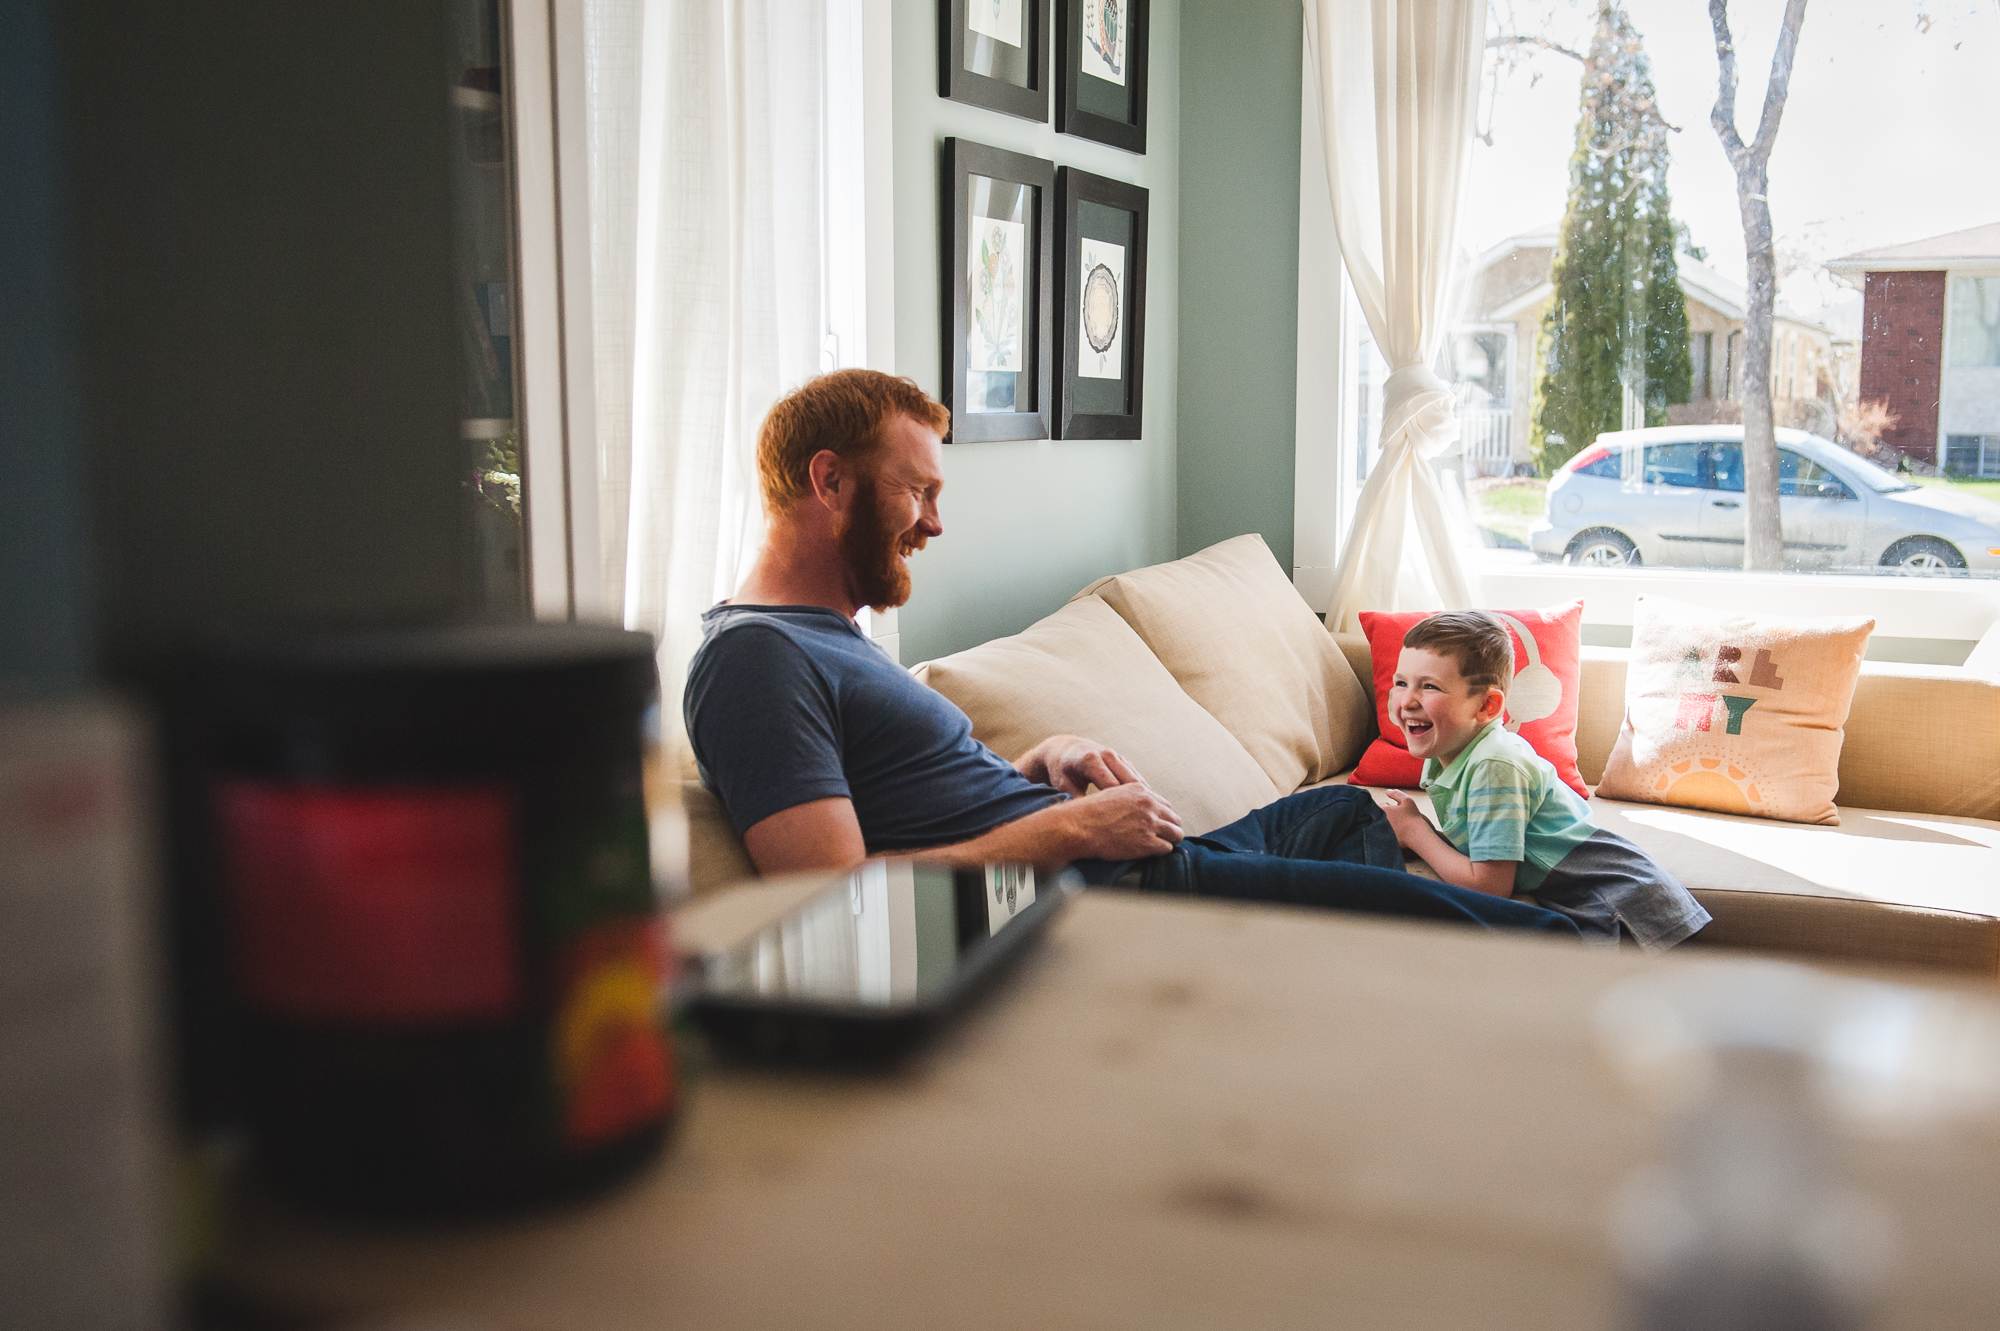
left=684, top=370, right=1577, bottom=935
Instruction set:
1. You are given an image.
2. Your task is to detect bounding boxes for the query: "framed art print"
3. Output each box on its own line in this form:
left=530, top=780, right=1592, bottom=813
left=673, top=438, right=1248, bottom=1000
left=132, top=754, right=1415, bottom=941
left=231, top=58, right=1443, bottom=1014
left=940, top=0, right=1049, bottom=123
left=943, top=138, right=1055, bottom=443
left=1056, top=166, right=1146, bottom=439
left=1056, top=0, right=1146, bottom=153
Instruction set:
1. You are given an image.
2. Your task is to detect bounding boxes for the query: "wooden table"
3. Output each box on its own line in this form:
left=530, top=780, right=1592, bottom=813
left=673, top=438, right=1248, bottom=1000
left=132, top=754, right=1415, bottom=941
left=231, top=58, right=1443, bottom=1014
left=221, top=890, right=2000, bottom=1329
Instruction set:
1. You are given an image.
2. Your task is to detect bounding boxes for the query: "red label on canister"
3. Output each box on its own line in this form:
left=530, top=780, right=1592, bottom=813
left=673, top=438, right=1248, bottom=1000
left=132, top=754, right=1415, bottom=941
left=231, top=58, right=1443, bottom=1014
left=220, top=782, right=519, bottom=1023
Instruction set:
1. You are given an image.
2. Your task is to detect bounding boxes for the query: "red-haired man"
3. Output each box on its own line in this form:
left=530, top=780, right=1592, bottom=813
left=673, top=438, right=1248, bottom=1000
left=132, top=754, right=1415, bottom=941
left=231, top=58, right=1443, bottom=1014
left=683, top=370, right=1578, bottom=935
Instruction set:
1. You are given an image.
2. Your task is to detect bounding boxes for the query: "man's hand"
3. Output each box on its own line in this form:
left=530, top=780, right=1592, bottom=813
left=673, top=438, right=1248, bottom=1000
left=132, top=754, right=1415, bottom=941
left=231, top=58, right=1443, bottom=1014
left=1015, top=734, right=1147, bottom=797
left=1053, top=783, right=1183, bottom=859
left=1380, top=789, right=1431, bottom=851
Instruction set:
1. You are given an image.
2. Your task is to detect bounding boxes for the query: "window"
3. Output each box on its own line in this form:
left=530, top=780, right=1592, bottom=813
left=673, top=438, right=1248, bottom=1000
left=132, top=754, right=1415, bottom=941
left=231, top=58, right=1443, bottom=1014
left=1947, top=435, right=2000, bottom=478
left=1777, top=450, right=1851, bottom=500
left=1417, top=0, right=2000, bottom=591
left=1573, top=449, right=1621, bottom=479
left=1643, top=441, right=1703, bottom=488
left=1949, top=277, right=2000, bottom=368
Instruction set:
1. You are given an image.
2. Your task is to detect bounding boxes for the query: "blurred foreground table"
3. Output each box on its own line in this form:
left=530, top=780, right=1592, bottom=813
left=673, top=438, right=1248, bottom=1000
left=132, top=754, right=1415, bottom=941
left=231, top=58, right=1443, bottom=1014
left=220, top=889, right=2000, bottom=1330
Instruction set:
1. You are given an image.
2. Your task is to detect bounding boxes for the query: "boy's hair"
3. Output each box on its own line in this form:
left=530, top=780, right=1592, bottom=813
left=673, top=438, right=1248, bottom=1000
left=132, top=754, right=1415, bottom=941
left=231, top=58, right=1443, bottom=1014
left=756, top=369, right=951, bottom=514
left=1403, top=611, right=1515, bottom=693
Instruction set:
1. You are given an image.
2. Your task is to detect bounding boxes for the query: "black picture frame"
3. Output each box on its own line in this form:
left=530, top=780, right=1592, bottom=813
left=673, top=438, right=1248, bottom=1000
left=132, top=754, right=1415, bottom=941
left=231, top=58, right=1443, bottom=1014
left=942, top=138, right=1055, bottom=444
left=1056, top=166, right=1146, bottom=439
left=939, top=0, right=1048, bottom=123
left=1056, top=0, right=1147, bottom=154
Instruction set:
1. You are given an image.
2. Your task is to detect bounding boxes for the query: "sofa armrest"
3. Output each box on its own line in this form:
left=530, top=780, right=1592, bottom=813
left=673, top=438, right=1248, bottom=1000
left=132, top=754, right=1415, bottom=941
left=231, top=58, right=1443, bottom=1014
left=683, top=781, right=757, bottom=898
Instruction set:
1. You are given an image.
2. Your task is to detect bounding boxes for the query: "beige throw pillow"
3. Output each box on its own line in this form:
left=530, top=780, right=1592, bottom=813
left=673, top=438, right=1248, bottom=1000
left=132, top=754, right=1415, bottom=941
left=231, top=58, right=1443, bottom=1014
left=1074, top=534, right=1373, bottom=793
left=1595, top=595, right=1874, bottom=825
left=912, top=595, right=1280, bottom=836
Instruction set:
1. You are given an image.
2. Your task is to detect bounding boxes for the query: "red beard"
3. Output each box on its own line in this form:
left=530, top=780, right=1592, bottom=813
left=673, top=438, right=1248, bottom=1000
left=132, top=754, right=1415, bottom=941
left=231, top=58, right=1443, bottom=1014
left=838, top=472, right=922, bottom=613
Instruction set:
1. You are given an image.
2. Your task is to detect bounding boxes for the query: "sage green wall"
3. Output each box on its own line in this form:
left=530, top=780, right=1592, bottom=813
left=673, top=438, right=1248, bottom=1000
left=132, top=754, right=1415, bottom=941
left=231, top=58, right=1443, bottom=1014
left=893, top=0, right=1181, bottom=665
left=1176, top=0, right=1302, bottom=565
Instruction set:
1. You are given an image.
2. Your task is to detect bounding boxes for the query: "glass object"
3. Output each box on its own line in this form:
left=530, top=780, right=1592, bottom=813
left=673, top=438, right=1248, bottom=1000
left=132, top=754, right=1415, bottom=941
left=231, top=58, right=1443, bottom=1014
left=963, top=173, right=1038, bottom=415
left=1596, top=962, right=2000, bottom=1330
left=448, top=0, right=528, bottom=617
left=702, top=861, right=1052, bottom=1004
left=1643, top=442, right=1703, bottom=488
left=1436, top=3, right=2000, bottom=581
left=1947, top=276, right=2000, bottom=368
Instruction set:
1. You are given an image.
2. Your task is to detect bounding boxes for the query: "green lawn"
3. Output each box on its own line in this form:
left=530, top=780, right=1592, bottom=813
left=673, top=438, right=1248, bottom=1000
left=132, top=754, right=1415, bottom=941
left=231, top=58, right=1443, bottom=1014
left=1914, top=475, right=2000, bottom=506
left=1466, top=478, right=1547, bottom=548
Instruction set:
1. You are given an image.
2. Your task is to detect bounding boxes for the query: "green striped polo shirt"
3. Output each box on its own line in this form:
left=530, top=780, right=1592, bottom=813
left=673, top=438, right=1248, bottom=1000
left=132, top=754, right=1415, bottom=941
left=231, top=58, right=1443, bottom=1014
left=1421, top=719, right=1596, bottom=895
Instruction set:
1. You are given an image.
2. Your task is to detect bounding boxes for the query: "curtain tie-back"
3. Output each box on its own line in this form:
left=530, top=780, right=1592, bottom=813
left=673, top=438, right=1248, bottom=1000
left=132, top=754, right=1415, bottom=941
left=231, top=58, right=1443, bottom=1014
left=1380, top=362, right=1459, bottom=461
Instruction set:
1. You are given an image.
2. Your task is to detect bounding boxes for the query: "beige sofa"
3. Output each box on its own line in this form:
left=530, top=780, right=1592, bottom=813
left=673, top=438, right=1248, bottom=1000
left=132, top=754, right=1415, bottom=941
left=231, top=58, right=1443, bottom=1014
left=683, top=534, right=2000, bottom=978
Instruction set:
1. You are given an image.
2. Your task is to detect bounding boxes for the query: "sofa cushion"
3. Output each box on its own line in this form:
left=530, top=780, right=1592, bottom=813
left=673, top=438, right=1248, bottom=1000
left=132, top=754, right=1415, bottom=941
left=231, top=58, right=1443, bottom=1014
left=913, top=595, right=1281, bottom=837
left=1838, top=663, right=2000, bottom=822
left=1074, top=535, right=1373, bottom=793
left=684, top=781, right=757, bottom=898
left=1350, top=602, right=1589, bottom=797
left=1595, top=595, right=1874, bottom=825
left=1590, top=795, right=2000, bottom=976
left=1571, top=650, right=2000, bottom=822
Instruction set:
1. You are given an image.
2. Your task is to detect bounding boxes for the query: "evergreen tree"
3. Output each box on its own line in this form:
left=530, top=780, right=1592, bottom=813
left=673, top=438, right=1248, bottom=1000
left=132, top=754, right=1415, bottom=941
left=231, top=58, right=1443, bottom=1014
left=1531, top=5, right=1693, bottom=475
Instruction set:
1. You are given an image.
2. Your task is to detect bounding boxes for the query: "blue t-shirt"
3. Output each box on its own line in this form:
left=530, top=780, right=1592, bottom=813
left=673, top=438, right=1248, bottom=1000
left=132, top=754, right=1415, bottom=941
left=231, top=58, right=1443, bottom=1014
left=684, top=604, right=1065, bottom=852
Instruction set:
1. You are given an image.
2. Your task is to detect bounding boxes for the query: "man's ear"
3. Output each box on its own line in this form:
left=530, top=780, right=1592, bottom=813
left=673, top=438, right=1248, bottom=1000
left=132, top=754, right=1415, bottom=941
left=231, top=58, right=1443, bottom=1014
left=806, top=449, right=846, bottom=510
left=1479, top=686, right=1507, bottom=722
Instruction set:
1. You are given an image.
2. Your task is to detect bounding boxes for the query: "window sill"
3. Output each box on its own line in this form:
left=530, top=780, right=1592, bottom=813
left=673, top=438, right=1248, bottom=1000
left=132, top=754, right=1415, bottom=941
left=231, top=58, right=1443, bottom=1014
left=1294, top=558, right=2000, bottom=666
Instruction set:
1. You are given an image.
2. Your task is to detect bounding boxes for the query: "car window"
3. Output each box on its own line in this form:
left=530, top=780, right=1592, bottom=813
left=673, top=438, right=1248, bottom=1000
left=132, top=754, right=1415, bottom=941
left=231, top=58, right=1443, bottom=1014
left=1837, top=448, right=1921, bottom=493
left=1641, top=442, right=1702, bottom=488
left=1779, top=451, right=1853, bottom=499
left=1574, top=450, right=1622, bottom=478
left=1706, top=442, right=1744, bottom=493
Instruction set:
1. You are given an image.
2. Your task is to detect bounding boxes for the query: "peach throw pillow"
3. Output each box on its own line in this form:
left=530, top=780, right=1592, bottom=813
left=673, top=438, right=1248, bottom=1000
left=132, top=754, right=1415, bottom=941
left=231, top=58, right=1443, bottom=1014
left=1594, top=595, right=1874, bottom=825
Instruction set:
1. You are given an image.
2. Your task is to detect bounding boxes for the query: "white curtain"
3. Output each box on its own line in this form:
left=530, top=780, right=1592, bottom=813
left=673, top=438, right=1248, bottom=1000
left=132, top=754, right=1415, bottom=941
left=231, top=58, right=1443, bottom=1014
left=1305, top=0, right=1485, bottom=633
left=601, top=0, right=827, bottom=704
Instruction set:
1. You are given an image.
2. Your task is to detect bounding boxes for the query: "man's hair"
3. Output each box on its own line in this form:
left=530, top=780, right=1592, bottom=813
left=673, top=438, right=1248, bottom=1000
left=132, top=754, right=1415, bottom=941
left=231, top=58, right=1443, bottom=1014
left=1403, top=611, right=1514, bottom=693
left=756, top=369, right=950, bottom=513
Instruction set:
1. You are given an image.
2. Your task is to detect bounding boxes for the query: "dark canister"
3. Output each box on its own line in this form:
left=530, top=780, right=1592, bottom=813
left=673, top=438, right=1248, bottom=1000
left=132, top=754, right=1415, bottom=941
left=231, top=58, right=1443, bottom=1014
left=198, top=624, right=672, bottom=1216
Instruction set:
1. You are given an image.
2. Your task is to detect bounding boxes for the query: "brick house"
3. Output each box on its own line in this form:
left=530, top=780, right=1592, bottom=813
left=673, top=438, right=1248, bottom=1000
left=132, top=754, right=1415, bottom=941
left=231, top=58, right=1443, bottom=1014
left=1452, top=225, right=1842, bottom=473
left=1827, top=221, right=2000, bottom=476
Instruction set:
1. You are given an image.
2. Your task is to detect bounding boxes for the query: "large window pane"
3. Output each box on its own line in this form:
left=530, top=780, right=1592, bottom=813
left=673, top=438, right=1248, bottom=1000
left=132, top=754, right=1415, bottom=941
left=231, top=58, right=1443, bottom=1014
left=1442, top=1, right=2000, bottom=581
left=1949, top=277, right=2000, bottom=368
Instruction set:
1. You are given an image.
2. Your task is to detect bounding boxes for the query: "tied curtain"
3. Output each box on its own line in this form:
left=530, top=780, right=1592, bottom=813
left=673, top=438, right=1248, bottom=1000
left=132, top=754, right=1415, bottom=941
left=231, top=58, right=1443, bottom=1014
left=587, top=0, right=826, bottom=714
left=1304, top=0, right=1485, bottom=633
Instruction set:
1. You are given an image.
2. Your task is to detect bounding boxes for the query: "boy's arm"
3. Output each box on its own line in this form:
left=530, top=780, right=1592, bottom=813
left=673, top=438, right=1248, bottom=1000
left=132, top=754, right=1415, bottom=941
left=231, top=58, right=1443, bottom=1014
left=1381, top=796, right=1518, bottom=897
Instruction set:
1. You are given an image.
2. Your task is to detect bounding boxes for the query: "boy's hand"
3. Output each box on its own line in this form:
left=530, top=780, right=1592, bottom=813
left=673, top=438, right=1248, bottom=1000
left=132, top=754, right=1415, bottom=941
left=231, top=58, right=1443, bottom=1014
left=1380, top=789, right=1430, bottom=850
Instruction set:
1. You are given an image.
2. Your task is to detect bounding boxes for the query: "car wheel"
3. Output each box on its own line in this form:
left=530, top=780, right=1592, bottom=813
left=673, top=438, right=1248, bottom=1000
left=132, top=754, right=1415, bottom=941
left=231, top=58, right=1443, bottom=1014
left=1566, top=529, right=1640, bottom=568
left=1880, top=536, right=1967, bottom=576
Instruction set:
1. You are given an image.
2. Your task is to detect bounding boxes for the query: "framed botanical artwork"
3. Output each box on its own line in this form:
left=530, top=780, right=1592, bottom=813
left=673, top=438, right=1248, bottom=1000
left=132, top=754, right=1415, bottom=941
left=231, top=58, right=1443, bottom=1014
left=942, top=138, right=1055, bottom=444
left=939, top=0, right=1048, bottom=123
left=1056, top=0, right=1146, bottom=153
left=1056, top=166, right=1146, bottom=440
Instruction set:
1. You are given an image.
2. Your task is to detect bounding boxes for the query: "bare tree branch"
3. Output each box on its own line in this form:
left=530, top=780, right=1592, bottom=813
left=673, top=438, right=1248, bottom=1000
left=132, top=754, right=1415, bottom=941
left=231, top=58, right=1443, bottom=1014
left=1709, top=0, right=1747, bottom=162
left=1751, top=0, right=1810, bottom=162
left=1486, top=34, right=1588, bottom=64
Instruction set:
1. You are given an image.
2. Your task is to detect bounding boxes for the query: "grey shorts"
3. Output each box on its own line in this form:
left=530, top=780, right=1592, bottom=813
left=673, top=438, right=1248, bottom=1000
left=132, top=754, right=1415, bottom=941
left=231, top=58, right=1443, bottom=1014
left=1519, top=828, right=1711, bottom=951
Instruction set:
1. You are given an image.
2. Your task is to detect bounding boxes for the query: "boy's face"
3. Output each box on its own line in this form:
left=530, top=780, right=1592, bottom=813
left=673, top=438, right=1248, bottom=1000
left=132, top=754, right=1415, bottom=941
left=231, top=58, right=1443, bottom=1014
left=1390, top=646, right=1506, bottom=766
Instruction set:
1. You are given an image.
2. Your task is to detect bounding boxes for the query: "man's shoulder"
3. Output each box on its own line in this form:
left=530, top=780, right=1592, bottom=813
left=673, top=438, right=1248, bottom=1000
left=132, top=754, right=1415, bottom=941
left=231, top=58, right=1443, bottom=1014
left=693, top=605, right=861, bottom=670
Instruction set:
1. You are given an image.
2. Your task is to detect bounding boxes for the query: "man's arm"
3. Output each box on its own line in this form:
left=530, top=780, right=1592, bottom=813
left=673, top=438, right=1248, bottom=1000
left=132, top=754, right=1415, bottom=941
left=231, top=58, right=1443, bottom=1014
left=1380, top=790, right=1519, bottom=898
left=741, top=782, right=1183, bottom=877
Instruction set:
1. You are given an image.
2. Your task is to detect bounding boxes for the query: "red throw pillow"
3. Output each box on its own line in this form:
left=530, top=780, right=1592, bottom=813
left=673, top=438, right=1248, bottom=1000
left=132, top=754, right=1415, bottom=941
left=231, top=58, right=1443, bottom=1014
left=1349, top=601, right=1588, bottom=797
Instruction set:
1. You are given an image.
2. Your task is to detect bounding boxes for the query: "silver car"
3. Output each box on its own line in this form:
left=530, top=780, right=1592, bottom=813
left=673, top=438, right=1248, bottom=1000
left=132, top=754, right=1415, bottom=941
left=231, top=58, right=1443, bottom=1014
left=1528, top=426, right=2000, bottom=575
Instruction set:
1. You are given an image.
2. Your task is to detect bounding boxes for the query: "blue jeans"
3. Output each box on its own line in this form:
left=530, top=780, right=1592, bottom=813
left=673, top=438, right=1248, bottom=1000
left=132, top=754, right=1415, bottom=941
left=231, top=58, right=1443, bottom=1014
left=1108, top=786, right=1581, bottom=937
